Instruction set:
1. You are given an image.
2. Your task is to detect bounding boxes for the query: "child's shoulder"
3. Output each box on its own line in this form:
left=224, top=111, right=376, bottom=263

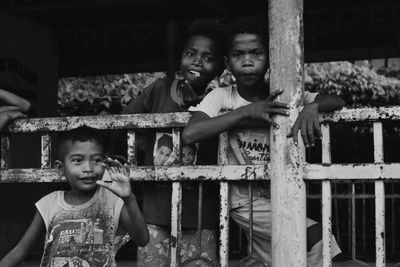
left=35, top=190, right=62, bottom=211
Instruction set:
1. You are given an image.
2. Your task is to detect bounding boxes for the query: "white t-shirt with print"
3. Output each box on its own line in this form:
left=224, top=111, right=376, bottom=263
left=36, top=187, right=127, bottom=267
left=189, top=85, right=317, bottom=208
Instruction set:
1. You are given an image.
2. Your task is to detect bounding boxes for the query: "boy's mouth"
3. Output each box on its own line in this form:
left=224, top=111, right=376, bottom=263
left=80, top=177, right=97, bottom=182
left=189, top=70, right=201, bottom=77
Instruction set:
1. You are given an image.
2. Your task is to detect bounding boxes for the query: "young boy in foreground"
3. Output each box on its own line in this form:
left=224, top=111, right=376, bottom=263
left=0, top=126, right=149, bottom=267
left=182, top=17, right=345, bottom=266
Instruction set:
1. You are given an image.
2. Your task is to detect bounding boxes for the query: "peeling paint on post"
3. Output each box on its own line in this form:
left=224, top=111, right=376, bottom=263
left=1, top=134, right=11, bottom=171
left=321, top=125, right=333, bottom=267
left=218, top=132, right=229, bottom=267
left=127, top=130, right=136, bottom=165
left=373, top=122, right=386, bottom=267
left=41, top=133, right=51, bottom=168
left=269, top=0, right=307, bottom=266
left=170, top=128, right=182, bottom=267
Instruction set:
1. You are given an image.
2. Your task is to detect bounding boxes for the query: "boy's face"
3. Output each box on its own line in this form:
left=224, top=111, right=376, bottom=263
left=56, top=140, right=105, bottom=193
left=181, top=146, right=195, bottom=165
left=180, top=35, right=221, bottom=95
left=226, top=33, right=268, bottom=89
left=154, top=145, right=172, bottom=166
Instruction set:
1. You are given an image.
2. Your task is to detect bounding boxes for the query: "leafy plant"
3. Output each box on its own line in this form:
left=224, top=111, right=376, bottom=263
left=58, top=61, right=400, bottom=116
left=58, top=72, right=166, bottom=116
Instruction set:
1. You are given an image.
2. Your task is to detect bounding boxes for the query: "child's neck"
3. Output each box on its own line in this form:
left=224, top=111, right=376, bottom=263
left=65, top=188, right=97, bottom=205
left=236, top=81, right=268, bottom=103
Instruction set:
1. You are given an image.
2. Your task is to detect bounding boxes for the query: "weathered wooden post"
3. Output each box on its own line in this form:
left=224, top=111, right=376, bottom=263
left=269, top=0, right=307, bottom=266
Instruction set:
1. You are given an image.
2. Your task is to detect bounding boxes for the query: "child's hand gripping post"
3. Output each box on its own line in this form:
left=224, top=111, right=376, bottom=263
left=287, top=103, right=321, bottom=147
left=241, top=89, right=290, bottom=128
left=98, top=157, right=133, bottom=200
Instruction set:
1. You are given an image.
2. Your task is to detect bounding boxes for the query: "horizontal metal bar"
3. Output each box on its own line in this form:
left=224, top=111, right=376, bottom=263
left=0, top=164, right=268, bottom=183
left=305, top=163, right=400, bottom=180
left=5, top=112, right=190, bottom=133
left=321, top=106, right=400, bottom=122
left=307, top=194, right=400, bottom=199
left=5, top=162, right=400, bottom=182
left=5, top=106, right=400, bottom=133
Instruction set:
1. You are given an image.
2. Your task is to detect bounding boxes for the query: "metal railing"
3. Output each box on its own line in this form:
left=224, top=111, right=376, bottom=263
left=1, top=106, right=400, bottom=266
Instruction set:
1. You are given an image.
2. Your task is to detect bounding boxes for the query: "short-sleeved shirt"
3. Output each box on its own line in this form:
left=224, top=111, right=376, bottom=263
left=35, top=187, right=125, bottom=267
left=189, top=84, right=317, bottom=208
left=123, top=78, right=219, bottom=229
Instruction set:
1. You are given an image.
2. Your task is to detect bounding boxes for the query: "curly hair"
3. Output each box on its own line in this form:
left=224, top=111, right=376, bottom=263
left=181, top=19, right=226, bottom=75
left=225, top=16, right=268, bottom=55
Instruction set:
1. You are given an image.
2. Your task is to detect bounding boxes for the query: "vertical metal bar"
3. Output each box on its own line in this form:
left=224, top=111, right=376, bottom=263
left=269, top=0, right=307, bottom=265
left=321, top=124, right=332, bottom=267
left=373, top=122, right=385, bottom=267
left=348, top=186, right=352, bottom=257
left=1, top=134, right=11, bottom=170
left=218, top=132, right=229, bottom=267
left=170, top=128, right=182, bottom=267
left=391, top=183, right=395, bottom=256
left=351, top=182, right=356, bottom=260
left=362, top=183, right=366, bottom=255
left=333, top=183, right=341, bottom=246
left=197, top=182, right=203, bottom=250
left=41, top=133, right=51, bottom=168
left=248, top=182, right=254, bottom=255
left=127, top=130, right=136, bottom=165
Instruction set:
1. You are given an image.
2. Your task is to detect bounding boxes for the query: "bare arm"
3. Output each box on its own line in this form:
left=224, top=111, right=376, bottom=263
left=182, top=90, right=289, bottom=145
left=183, top=109, right=246, bottom=145
left=0, top=211, right=45, bottom=267
left=97, top=159, right=149, bottom=246
left=119, top=195, right=149, bottom=246
left=314, top=93, right=345, bottom=112
left=0, top=89, right=31, bottom=112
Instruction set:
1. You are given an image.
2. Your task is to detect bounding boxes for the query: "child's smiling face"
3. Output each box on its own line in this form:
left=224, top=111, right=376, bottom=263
left=180, top=35, right=221, bottom=95
left=181, top=146, right=195, bottom=165
left=58, top=140, right=105, bottom=193
left=226, top=33, right=268, bottom=89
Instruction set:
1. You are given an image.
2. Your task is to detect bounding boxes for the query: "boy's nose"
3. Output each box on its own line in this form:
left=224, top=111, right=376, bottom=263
left=242, top=54, right=254, bottom=66
left=83, top=161, right=94, bottom=172
left=192, top=56, right=202, bottom=66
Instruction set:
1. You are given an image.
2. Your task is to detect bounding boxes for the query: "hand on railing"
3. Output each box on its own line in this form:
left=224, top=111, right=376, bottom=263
left=287, top=102, right=321, bottom=147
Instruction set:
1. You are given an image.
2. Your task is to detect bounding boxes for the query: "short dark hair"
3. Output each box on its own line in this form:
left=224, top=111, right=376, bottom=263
left=182, top=19, right=226, bottom=75
left=225, top=16, right=268, bottom=55
left=57, top=126, right=104, bottom=161
left=157, top=134, right=173, bottom=150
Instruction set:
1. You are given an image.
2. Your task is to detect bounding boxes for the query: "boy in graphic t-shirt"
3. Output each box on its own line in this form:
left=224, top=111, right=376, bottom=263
left=0, top=126, right=149, bottom=267
left=183, top=17, right=345, bottom=266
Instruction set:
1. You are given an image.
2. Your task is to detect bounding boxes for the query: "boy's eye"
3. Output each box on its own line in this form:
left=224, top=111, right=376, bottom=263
left=253, top=51, right=264, bottom=57
left=93, top=158, right=103, bottom=164
left=72, top=158, right=82, bottom=163
left=204, top=56, right=215, bottom=63
left=232, top=52, right=242, bottom=59
left=186, top=51, right=194, bottom=57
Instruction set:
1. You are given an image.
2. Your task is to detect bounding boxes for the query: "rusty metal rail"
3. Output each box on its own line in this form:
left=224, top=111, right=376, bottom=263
left=1, top=107, right=400, bottom=266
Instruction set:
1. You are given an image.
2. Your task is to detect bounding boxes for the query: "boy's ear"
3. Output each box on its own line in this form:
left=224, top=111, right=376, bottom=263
left=54, top=160, right=64, bottom=176
left=224, top=56, right=231, bottom=72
